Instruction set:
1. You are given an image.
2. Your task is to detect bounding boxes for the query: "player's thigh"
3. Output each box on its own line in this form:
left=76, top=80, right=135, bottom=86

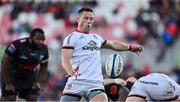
left=60, top=94, right=81, bottom=101
left=125, top=96, right=146, bottom=102
left=89, top=92, right=108, bottom=102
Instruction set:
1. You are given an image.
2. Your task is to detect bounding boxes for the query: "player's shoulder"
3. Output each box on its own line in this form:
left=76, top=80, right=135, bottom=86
left=91, top=33, right=103, bottom=39
left=64, top=31, right=81, bottom=40
left=12, top=37, right=29, bottom=45
left=42, top=44, right=48, bottom=50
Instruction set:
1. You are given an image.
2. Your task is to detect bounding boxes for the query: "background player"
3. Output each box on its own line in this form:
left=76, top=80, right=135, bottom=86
left=126, top=73, right=180, bottom=102
left=60, top=7, right=143, bottom=102
left=1, top=28, right=49, bottom=101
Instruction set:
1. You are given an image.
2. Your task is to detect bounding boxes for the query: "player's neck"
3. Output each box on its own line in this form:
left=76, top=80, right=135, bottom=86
left=28, top=38, right=39, bottom=50
left=76, top=28, right=89, bottom=34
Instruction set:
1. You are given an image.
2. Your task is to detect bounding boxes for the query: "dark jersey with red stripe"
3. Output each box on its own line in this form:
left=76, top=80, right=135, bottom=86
left=4, top=37, right=49, bottom=89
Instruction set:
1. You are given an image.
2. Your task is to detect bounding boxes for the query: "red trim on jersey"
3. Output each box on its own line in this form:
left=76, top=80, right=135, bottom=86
left=10, top=44, right=16, bottom=50
left=18, top=63, right=38, bottom=71
left=62, top=46, right=74, bottom=49
left=75, top=29, right=89, bottom=34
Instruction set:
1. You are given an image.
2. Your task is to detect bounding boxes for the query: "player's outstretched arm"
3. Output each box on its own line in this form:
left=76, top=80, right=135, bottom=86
left=104, top=78, right=126, bottom=86
left=102, top=40, right=143, bottom=55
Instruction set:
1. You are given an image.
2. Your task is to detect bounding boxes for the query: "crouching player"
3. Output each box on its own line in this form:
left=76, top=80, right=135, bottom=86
left=126, top=73, right=180, bottom=102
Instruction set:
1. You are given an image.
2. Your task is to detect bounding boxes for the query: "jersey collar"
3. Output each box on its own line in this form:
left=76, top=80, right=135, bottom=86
left=75, top=29, right=89, bottom=34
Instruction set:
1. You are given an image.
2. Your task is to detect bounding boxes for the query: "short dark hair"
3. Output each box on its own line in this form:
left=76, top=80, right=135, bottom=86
left=78, top=7, right=93, bottom=14
left=30, top=28, right=44, bottom=38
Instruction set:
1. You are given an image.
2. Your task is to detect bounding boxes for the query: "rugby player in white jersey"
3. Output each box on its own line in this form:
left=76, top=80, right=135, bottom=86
left=60, top=7, right=143, bottom=102
left=126, top=73, right=180, bottom=102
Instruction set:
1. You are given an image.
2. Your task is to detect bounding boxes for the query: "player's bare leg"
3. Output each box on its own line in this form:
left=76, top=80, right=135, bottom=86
left=90, top=92, right=108, bottom=102
left=126, top=96, right=146, bottom=102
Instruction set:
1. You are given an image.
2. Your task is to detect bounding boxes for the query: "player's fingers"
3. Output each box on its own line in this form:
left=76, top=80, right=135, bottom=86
left=32, top=84, right=36, bottom=89
left=139, top=46, right=143, bottom=52
left=66, top=71, right=74, bottom=77
left=5, top=86, right=15, bottom=92
left=65, top=74, right=70, bottom=77
left=65, top=74, right=73, bottom=77
left=121, top=81, right=127, bottom=86
left=136, top=52, right=140, bottom=55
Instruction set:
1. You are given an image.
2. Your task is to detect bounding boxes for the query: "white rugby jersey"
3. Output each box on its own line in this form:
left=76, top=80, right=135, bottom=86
left=62, top=30, right=106, bottom=82
left=128, top=73, right=180, bottom=101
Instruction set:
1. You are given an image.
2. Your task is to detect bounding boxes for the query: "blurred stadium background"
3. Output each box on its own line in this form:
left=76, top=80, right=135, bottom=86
left=0, top=0, right=180, bottom=101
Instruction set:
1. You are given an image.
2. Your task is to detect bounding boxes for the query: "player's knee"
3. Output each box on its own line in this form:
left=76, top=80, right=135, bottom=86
left=25, top=94, right=38, bottom=101
left=1, top=95, right=16, bottom=101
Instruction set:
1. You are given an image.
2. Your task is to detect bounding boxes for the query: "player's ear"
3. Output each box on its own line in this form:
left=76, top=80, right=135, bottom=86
left=29, top=37, right=33, bottom=44
left=76, top=16, right=79, bottom=23
left=76, top=14, right=80, bottom=23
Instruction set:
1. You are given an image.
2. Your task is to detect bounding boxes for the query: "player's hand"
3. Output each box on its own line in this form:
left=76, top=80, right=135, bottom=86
left=115, top=78, right=126, bottom=86
left=66, top=66, right=80, bottom=77
left=32, top=82, right=41, bottom=90
left=126, top=77, right=137, bottom=83
left=129, top=44, right=143, bottom=55
left=66, top=68, right=76, bottom=77
left=5, top=84, right=15, bottom=92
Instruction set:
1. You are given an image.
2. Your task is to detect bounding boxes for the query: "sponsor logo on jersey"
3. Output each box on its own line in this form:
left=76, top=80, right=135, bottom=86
left=139, top=80, right=158, bottom=85
left=19, top=55, right=28, bottom=59
left=30, top=53, right=37, bottom=56
left=20, top=39, right=27, bottom=43
left=40, top=55, right=44, bottom=60
left=82, top=40, right=100, bottom=51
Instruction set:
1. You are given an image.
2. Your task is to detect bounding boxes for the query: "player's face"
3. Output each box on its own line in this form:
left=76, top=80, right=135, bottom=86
left=31, top=33, right=45, bottom=48
left=77, top=11, right=94, bottom=33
